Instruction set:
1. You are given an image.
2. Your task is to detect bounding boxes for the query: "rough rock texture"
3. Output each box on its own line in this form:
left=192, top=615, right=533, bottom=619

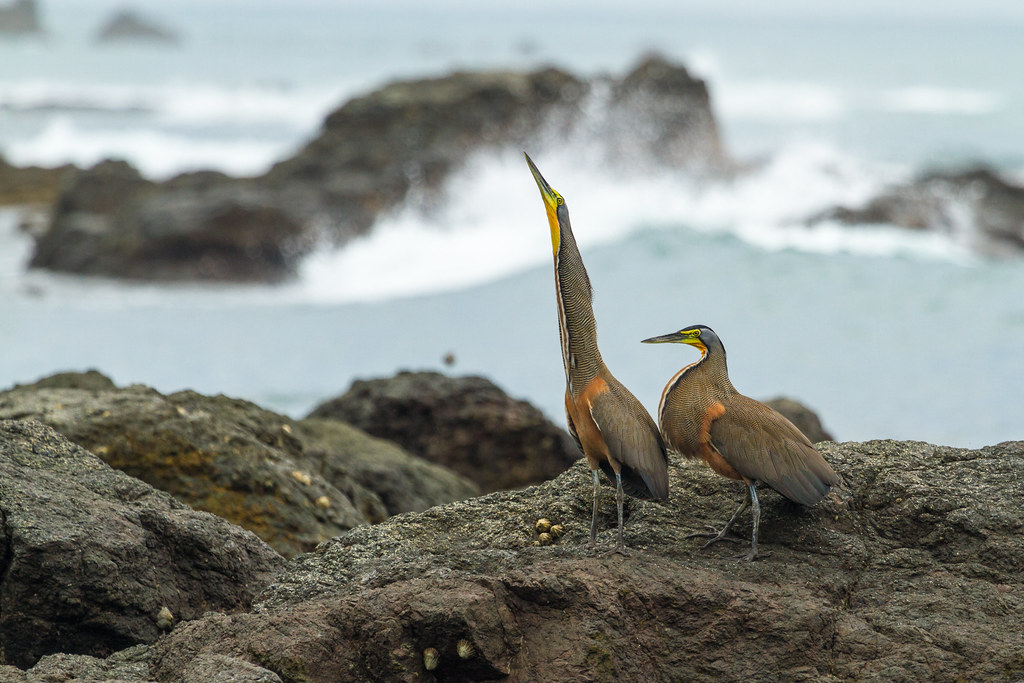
left=131, top=439, right=1024, bottom=682
left=0, top=0, right=41, bottom=36
left=0, top=645, right=285, bottom=683
left=764, top=396, right=835, bottom=442
left=809, top=166, right=1024, bottom=256
left=296, top=417, right=479, bottom=518
left=0, top=419, right=285, bottom=669
left=29, top=56, right=727, bottom=282
left=308, top=371, right=581, bottom=492
left=94, top=10, right=178, bottom=44
left=0, top=372, right=479, bottom=557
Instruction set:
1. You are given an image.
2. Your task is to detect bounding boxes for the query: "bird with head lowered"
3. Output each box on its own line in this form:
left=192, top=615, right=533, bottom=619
left=525, top=152, right=669, bottom=554
left=642, top=324, right=840, bottom=561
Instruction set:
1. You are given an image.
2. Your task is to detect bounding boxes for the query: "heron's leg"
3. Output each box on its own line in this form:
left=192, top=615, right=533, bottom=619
left=613, top=471, right=627, bottom=554
left=588, top=469, right=600, bottom=549
left=738, top=482, right=761, bottom=562
left=687, top=486, right=751, bottom=546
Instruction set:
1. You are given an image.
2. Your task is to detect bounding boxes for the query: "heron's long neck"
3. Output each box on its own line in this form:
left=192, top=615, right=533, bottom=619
left=554, top=224, right=604, bottom=395
left=657, top=344, right=735, bottom=423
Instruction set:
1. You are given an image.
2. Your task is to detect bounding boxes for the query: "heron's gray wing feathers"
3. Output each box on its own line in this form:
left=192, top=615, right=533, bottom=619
left=589, top=378, right=669, bottom=500
left=709, top=396, right=839, bottom=506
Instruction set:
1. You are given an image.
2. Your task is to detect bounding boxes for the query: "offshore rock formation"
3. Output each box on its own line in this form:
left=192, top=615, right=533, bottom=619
left=27, top=56, right=727, bottom=282
left=0, top=0, right=42, bottom=36
left=809, top=166, right=1024, bottom=257
left=308, top=371, right=582, bottom=493
left=94, top=10, right=179, bottom=45
left=1, top=436, right=1020, bottom=681
left=0, top=372, right=479, bottom=557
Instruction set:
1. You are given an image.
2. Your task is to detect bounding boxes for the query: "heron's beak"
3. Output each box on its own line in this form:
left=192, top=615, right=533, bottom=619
left=641, top=331, right=686, bottom=344
left=524, top=152, right=561, bottom=254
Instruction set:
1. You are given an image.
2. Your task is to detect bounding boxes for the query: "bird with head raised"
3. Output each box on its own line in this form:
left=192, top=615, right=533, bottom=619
left=642, top=324, right=840, bottom=561
left=525, top=152, right=669, bottom=554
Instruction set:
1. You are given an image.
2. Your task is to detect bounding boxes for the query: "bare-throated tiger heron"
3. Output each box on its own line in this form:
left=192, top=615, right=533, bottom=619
left=525, top=153, right=668, bottom=553
left=642, top=324, right=839, bottom=561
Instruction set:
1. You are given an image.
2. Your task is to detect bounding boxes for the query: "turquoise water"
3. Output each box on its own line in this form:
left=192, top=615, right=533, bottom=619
left=1, top=2, right=1023, bottom=447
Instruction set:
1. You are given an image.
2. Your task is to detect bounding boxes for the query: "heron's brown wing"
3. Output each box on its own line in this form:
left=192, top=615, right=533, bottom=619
left=709, top=395, right=840, bottom=506
left=588, top=379, right=669, bottom=500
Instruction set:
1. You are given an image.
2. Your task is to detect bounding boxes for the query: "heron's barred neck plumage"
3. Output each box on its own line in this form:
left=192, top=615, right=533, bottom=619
left=554, top=220, right=603, bottom=395
left=656, top=340, right=734, bottom=427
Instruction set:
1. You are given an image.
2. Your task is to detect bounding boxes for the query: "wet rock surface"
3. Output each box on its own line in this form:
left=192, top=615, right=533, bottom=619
left=308, top=371, right=582, bottom=493
left=0, top=372, right=479, bottom=558
left=27, top=56, right=726, bottom=282
left=0, top=420, right=285, bottom=669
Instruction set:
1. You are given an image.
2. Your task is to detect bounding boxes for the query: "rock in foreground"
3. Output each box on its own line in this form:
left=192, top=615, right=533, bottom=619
left=0, top=372, right=479, bottom=557
left=123, top=439, right=1024, bottom=682
left=0, top=420, right=285, bottom=669
left=309, top=371, right=581, bottom=492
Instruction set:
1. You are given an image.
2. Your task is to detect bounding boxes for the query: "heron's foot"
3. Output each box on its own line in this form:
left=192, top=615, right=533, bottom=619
left=732, top=547, right=768, bottom=562
left=686, top=525, right=743, bottom=547
left=601, top=544, right=631, bottom=558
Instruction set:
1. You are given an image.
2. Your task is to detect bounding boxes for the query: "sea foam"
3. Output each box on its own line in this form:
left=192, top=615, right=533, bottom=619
left=292, top=142, right=969, bottom=305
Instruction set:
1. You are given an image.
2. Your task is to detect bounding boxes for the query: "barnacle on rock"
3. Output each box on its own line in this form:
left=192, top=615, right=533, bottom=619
left=457, top=639, right=475, bottom=659
left=535, top=518, right=552, bottom=534
left=156, top=605, right=174, bottom=631
left=423, top=647, right=440, bottom=671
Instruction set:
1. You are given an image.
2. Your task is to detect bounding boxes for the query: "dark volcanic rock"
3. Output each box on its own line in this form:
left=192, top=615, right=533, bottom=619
left=0, top=419, right=285, bottom=668
left=764, top=396, right=834, bottom=442
left=810, top=166, right=1024, bottom=256
left=29, top=163, right=309, bottom=282
left=124, top=439, right=1024, bottom=682
left=94, top=10, right=178, bottom=44
left=0, top=372, right=479, bottom=557
left=29, top=56, right=727, bottom=282
left=308, top=371, right=581, bottom=493
left=0, top=0, right=41, bottom=36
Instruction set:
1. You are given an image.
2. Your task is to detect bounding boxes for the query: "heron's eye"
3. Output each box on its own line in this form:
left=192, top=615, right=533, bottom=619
left=556, top=196, right=564, bottom=206
left=690, top=329, right=701, bottom=338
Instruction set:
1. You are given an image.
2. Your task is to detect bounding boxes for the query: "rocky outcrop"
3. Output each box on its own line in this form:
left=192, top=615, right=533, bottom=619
left=28, top=56, right=728, bottom=282
left=0, top=372, right=479, bottom=557
left=308, top=371, right=582, bottom=493
left=6, top=438, right=1012, bottom=681
left=809, top=166, right=1024, bottom=256
left=0, top=419, right=285, bottom=669
left=94, top=10, right=178, bottom=44
left=0, top=0, right=41, bottom=36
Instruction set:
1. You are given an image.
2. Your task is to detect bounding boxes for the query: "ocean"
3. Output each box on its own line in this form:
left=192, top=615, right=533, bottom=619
left=1, top=0, right=1023, bottom=447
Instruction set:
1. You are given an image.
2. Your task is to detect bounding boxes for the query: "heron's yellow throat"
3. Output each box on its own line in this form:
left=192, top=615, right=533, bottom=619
left=542, top=194, right=563, bottom=255
left=524, top=153, right=564, bottom=255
